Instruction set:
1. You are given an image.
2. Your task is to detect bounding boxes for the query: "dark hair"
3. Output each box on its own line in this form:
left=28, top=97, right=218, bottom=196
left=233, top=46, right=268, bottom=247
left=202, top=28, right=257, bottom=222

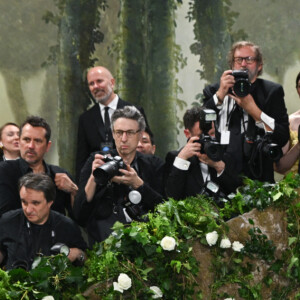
left=18, top=173, right=56, bottom=203
left=183, top=106, right=204, bottom=131
left=227, top=41, right=263, bottom=76
left=0, top=122, right=19, bottom=157
left=144, top=126, right=155, bottom=145
left=296, top=72, right=300, bottom=88
left=20, top=116, right=51, bottom=143
left=111, top=106, right=146, bottom=132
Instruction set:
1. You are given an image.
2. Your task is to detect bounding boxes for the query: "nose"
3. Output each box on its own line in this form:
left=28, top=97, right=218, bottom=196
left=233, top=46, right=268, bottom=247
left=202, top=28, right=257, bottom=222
left=241, top=59, right=248, bottom=67
left=121, top=132, right=128, bottom=142
left=28, top=141, right=35, bottom=148
left=137, top=141, right=143, bottom=149
left=25, top=204, right=33, bottom=214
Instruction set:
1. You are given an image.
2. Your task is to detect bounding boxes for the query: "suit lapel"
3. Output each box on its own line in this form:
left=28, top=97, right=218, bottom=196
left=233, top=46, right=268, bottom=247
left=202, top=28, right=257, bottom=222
left=91, top=104, right=106, bottom=140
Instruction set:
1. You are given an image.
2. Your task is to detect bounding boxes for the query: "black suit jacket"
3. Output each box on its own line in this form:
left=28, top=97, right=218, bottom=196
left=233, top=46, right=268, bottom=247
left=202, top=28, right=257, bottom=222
left=164, top=150, right=241, bottom=201
left=75, top=98, right=148, bottom=182
left=73, top=150, right=164, bottom=245
left=203, top=78, right=289, bottom=182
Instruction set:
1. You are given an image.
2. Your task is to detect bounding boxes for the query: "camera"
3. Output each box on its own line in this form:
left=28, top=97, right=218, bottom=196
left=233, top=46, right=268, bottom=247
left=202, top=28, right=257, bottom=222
left=200, top=181, right=228, bottom=207
left=245, top=132, right=282, bottom=162
left=231, top=69, right=251, bottom=97
left=194, top=109, right=224, bottom=162
left=93, top=155, right=126, bottom=185
left=123, top=190, right=148, bottom=222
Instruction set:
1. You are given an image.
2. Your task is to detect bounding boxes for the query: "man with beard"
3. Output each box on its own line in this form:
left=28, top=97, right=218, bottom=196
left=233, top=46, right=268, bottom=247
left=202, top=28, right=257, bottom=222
left=203, top=41, right=289, bottom=182
left=76, top=66, right=149, bottom=182
left=0, top=116, right=77, bottom=216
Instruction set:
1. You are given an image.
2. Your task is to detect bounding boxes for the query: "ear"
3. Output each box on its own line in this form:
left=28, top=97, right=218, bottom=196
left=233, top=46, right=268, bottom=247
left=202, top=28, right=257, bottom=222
left=46, top=141, right=52, bottom=153
left=151, top=145, right=156, bottom=154
left=48, top=200, right=54, bottom=208
left=111, top=78, right=115, bottom=89
left=184, top=129, right=191, bottom=139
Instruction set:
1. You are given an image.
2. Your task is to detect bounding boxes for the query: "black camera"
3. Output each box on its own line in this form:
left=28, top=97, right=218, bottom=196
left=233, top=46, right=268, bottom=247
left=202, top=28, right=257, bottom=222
left=231, top=69, right=251, bottom=97
left=194, top=109, right=223, bottom=162
left=200, top=181, right=228, bottom=207
left=93, top=155, right=126, bottom=185
left=245, top=132, right=282, bottom=162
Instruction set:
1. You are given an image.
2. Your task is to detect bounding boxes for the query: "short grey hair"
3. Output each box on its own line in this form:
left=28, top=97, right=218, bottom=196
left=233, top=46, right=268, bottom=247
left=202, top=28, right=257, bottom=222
left=111, top=106, right=146, bottom=132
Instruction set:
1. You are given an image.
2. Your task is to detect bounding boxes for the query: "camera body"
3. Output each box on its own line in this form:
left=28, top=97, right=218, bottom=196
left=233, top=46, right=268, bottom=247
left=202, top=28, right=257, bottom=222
left=93, top=155, right=126, bottom=185
left=200, top=181, right=228, bottom=207
left=232, top=69, right=251, bottom=97
left=245, top=132, right=282, bottom=162
left=194, top=109, right=223, bottom=162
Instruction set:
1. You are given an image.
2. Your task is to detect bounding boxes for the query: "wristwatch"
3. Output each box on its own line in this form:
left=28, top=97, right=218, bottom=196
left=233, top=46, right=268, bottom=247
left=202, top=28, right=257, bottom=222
left=78, top=251, right=85, bottom=262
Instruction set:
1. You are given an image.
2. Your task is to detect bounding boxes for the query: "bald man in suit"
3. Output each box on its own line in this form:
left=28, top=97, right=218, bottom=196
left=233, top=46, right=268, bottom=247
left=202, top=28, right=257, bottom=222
left=76, top=66, right=148, bottom=182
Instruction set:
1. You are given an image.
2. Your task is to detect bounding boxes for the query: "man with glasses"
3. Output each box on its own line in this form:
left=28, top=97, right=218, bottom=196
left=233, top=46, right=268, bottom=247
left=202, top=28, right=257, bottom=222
left=73, top=106, right=164, bottom=245
left=202, top=41, right=289, bottom=182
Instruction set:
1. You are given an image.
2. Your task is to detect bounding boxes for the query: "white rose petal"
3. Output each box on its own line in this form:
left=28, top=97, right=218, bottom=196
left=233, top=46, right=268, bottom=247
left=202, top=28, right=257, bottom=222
left=42, top=297, right=55, bottom=300
left=113, top=281, right=124, bottom=293
left=206, top=231, right=219, bottom=246
left=118, top=273, right=132, bottom=290
left=220, top=238, right=231, bottom=249
left=232, top=241, right=244, bottom=252
left=150, top=286, right=163, bottom=299
left=160, top=236, right=176, bottom=251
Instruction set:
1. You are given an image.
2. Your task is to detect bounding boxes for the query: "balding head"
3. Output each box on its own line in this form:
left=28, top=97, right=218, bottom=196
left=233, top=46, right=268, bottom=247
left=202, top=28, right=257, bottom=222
left=87, top=66, right=116, bottom=105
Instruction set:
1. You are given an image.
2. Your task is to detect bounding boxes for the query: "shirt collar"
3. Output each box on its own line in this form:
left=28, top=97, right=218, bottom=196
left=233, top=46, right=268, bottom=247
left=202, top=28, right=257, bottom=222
left=99, top=94, right=119, bottom=111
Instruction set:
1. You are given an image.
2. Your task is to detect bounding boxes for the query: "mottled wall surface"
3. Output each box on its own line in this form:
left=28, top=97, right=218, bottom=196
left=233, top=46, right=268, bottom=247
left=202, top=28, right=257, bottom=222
left=0, top=0, right=299, bottom=172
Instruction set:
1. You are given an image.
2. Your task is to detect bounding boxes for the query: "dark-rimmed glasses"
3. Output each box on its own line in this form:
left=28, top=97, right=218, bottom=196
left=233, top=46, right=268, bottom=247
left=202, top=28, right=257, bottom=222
left=113, top=130, right=140, bottom=138
left=233, top=56, right=256, bottom=65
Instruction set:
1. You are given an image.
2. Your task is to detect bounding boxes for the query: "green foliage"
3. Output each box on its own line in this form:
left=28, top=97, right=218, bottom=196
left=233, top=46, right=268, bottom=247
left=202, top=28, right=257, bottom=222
left=2, top=174, right=300, bottom=298
left=0, top=255, right=86, bottom=299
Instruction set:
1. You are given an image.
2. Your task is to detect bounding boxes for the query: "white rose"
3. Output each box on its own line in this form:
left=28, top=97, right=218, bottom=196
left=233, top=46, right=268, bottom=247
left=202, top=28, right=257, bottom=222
left=220, top=238, right=231, bottom=249
left=224, top=298, right=235, bottom=300
left=113, top=281, right=124, bottom=293
left=42, top=297, right=55, bottom=300
left=160, top=236, right=176, bottom=251
left=117, top=273, right=132, bottom=290
left=206, top=231, right=218, bottom=246
left=232, top=241, right=244, bottom=252
left=150, top=286, right=163, bottom=298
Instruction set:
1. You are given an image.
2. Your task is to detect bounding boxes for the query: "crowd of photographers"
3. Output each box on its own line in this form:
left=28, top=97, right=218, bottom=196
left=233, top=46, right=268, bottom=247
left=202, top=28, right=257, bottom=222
left=0, top=40, right=295, bottom=271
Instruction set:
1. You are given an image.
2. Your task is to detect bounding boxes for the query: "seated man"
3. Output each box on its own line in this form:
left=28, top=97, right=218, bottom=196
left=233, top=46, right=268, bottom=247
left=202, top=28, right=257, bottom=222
left=0, top=173, right=87, bottom=271
left=0, top=116, right=78, bottom=217
left=73, top=106, right=164, bottom=245
left=165, top=106, right=241, bottom=201
left=137, top=126, right=156, bottom=155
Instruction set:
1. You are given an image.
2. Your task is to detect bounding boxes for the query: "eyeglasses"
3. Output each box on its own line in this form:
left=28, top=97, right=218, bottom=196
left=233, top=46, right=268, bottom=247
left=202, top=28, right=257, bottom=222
left=113, top=130, right=140, bottom=138
left=233, top=56, right=256, bottom=65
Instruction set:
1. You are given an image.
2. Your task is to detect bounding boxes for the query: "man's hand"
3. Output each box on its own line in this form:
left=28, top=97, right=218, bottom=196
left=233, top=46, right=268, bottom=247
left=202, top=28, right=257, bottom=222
left=178, top=136, right=201, bottom=160
left=68, top=248, right=86, bottom=264
left=55, top=173, right=78, bottom=196
left=198, top=153, right=225, bottom=175
left=216, top=70, right=235, bottom=103
left=112, top=164, right=144, bottom=189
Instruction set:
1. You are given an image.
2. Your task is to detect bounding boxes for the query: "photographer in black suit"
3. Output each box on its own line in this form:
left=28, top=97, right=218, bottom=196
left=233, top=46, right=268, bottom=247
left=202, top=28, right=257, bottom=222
left=76, top=66, right=149, bottom=182
left=203, top=41, right=289, bottom=182
left=165, top=106, right=241, bottom=202
left=73, top=106, right=164, bottom=246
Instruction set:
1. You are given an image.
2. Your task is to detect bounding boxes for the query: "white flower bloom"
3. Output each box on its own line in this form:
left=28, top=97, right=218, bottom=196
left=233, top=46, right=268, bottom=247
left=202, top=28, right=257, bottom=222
left=232, top=241, right=244, bottom=252
left=224, top=298, right=235, bottom=300
left=117, top=273, right=132, bottom=290
left=220, top=238, right=231, bottom=249
left=206, top=231, right=218, bottom=246
left=113, top=282, right=124, bottom=293
left=160, top=236, right=176, bottom=251
left=150, top=286, right=163, bottom=298
left=42, top=296, right=55, bottom=300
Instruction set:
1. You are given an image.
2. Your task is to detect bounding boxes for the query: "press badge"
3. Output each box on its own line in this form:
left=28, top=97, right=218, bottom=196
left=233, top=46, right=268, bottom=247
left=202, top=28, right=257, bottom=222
left=220, top=131, right=230, bottom=145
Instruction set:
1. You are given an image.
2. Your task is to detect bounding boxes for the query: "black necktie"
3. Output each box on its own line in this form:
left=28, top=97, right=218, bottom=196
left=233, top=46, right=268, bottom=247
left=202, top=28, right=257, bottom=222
left=104, top=107, right=112, bottom=141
